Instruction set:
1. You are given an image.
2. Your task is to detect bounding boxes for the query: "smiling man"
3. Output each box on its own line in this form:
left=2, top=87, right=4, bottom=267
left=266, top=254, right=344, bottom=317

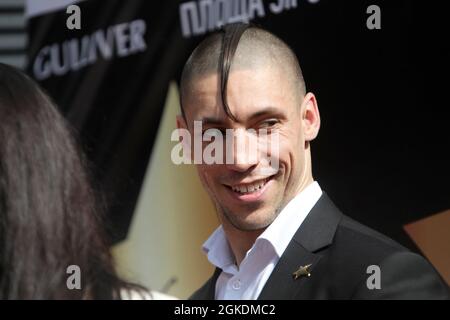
left=177, top=23, right=449, bottom=299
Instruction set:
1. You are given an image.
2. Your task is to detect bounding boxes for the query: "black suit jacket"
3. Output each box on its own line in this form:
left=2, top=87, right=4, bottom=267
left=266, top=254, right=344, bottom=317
left=191, top=194, right=450, bottom=299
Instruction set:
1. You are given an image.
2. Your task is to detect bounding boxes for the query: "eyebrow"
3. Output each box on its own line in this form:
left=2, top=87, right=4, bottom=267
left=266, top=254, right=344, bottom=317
left=197, top=106, right=283, bottom=125
left=198, top=117, right=225, bottom=125
left=247, top=106, right=284, bottom=121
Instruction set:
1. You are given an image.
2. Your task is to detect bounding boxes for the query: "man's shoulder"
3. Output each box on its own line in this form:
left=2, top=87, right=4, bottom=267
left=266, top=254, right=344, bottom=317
left=329, top=213, right=415, bottom=272
left=337, top=214, right=407, bottom=254
left=325, top=214, right=449, bottom=299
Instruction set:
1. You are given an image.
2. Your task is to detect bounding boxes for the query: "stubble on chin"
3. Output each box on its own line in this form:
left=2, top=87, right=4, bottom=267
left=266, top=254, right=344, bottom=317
left=219, top=204, right=282, bottom=232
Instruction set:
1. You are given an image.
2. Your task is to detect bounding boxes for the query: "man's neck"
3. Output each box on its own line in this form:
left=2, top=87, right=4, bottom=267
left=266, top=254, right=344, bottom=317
left=222, top=223, right=264, bottom=267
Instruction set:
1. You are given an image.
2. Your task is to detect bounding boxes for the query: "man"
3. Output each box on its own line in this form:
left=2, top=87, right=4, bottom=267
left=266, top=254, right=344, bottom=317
left=177, top=23, right=449, bottom=299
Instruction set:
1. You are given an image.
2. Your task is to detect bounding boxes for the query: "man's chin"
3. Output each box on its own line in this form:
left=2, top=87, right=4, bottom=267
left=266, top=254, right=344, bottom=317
left=221, top=208, right=277, bottom=232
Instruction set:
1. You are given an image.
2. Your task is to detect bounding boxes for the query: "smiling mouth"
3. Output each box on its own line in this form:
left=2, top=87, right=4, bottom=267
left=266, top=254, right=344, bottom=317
left=225, top=176, right=274, bottom=195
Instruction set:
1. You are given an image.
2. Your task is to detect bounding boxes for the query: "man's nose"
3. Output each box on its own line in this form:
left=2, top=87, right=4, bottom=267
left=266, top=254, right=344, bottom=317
left=225, top=128, right=259, bottom=172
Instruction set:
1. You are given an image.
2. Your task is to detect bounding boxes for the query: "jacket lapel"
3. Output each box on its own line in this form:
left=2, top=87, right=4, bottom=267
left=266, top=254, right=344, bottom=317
left=258, top=193, right=342, bottom=300
left=257, top=239, right=322, bottom=299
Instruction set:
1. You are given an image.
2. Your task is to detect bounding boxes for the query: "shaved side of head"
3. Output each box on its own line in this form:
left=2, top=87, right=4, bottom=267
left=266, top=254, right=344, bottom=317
left=180, top=23, right=306, bottom=120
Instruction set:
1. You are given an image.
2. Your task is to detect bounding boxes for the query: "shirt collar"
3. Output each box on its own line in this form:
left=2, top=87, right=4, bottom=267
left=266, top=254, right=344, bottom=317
left=202, top=181, right=323, bottom=270
left=257, top=181, right=322, bottom=257
left=202, top=225, right=236, bottom=272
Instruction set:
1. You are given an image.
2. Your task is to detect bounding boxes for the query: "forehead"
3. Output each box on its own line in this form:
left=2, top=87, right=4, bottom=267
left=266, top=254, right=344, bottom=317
left=183, top=66, right=295, bottom=122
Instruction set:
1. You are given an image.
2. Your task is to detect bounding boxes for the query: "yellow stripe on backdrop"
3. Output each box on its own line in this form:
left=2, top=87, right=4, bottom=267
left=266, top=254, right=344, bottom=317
left=112, top=82, right=218, bottom=299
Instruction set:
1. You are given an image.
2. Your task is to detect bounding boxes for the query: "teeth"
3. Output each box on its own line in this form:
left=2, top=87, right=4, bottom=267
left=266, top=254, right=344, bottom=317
left=231, top=179, right=267, bottom=194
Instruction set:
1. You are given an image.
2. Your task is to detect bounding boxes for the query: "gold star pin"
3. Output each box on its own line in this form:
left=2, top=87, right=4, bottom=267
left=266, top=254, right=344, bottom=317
left=293, top=264, right=312, bottom=280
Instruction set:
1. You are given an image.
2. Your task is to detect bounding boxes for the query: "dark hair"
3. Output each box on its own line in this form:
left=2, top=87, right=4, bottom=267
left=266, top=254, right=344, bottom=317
left=218, top=23, right=251, bottom=121
left=0, top=63, right=143, bottom=299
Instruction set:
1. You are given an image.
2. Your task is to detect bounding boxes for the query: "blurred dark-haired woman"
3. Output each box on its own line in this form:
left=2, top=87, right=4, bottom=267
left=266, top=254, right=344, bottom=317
left=0, top=63, right=153, bottom=299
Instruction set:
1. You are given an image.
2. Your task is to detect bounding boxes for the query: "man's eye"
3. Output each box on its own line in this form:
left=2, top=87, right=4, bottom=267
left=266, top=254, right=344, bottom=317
left=259, top=119, right=279, bottom=128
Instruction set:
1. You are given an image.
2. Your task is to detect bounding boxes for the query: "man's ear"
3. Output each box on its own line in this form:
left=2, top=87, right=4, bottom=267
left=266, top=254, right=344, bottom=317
left=301, top=92, right=321, bottom=142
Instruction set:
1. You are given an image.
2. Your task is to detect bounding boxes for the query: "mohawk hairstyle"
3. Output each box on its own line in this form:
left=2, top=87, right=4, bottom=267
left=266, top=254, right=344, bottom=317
left=180, top=23, right=305, bottom=121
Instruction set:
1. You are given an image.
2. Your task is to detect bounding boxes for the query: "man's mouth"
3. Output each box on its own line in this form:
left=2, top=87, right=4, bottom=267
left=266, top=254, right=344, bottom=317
left=223, top=173, right=277, bottom=201
left=229, top=178, right=270, bottom=195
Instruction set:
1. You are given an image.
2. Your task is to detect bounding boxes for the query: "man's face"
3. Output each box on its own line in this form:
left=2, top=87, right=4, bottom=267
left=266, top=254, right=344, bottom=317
left=180, top=65, right=317, bottom=232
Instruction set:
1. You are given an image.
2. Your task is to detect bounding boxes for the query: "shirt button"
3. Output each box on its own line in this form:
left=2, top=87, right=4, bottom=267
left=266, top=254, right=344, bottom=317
left=232, top=279, right=241, bottom=290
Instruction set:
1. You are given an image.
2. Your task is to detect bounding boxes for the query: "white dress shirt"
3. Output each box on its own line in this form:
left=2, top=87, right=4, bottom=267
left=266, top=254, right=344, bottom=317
left=202, top=181, right=323, bottom=300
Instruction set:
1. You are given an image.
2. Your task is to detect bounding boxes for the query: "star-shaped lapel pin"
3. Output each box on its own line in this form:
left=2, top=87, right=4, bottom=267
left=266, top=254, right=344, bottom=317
left=293, top=264, right=312, bottom=280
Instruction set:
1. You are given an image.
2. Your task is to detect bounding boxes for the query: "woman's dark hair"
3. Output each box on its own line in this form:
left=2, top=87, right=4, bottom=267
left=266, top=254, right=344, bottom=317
left=0, top=63, right=143, bottom=299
